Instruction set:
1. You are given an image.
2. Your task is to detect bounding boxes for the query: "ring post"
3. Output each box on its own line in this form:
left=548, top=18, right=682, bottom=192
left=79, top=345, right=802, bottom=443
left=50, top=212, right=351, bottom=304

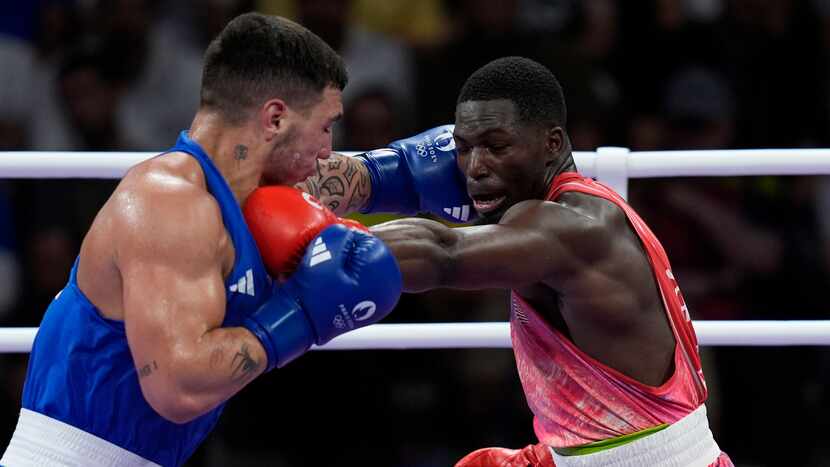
left=595, top=146, right=630, bottom=200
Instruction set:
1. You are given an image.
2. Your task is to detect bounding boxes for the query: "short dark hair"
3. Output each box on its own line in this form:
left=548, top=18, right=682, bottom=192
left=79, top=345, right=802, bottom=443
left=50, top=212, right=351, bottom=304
left=457, top=57, right=566, bottom=128
left=200, top=13, right=348, bottom=124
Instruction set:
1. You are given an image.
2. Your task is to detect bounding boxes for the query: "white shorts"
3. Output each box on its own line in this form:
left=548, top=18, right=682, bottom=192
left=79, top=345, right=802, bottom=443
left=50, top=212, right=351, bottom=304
left=550, top=404, right=721, bottom=467
left=1, top=408, right=160, bottom=467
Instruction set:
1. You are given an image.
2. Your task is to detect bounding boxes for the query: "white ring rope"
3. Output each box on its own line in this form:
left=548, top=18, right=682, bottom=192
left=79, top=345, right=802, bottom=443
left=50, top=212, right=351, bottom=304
left=0, top=321, right=829, bottom=353
left=5, top=148, right=830, bottom=179
left=2, top=148, right=830, bottom=349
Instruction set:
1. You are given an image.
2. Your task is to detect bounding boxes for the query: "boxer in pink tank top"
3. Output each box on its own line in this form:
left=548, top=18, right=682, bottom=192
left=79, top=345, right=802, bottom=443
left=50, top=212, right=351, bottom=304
left=363, top=57, right=732, bottom=466
left=513, top=173, right=706, bottom=444
left=305, top=57, right=733, bottom=466
left=504, top=173, right=730, bottom=466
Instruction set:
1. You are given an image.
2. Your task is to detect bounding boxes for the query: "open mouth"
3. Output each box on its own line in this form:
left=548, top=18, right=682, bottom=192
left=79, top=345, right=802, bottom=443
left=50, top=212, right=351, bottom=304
left=471, top=193, right=507, bottom=213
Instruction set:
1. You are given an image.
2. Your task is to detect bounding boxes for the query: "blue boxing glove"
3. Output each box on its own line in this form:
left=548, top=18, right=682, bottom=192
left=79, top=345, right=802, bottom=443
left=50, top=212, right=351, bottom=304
left=242, top=224, right=402, bottom=370
left=357, top=125, right=476, bottom=223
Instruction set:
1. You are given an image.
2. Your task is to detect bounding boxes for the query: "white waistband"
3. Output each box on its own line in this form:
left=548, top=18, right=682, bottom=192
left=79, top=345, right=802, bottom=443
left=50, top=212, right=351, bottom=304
left=0, top=408, right=160, bottom=467
left=550, top=404, right=721, bottom=467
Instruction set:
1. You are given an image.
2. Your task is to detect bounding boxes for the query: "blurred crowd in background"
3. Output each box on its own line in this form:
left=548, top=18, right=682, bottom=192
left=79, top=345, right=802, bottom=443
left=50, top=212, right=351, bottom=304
left=1, top=0, right=830, bottom=465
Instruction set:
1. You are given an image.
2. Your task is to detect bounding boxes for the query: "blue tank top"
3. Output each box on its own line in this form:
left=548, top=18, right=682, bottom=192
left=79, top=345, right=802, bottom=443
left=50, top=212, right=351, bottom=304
left=21, top=131, right=272, bottom=466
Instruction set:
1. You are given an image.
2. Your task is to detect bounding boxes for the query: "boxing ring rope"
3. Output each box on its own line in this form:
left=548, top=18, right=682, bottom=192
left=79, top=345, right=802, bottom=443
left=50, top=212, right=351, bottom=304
left=2, top=147, right=830, bottom=351
left=6, top=147, right=830, bottom=197
left=0, top=321, right=829, bottom=352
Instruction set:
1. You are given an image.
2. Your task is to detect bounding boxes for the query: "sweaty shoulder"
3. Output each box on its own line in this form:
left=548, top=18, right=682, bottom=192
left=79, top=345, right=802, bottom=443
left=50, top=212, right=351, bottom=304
left=110, top=152, right=226, bottom=265
left=79, top=152, right=227, bottom=319
left=497, top=192, right=629, bottom=281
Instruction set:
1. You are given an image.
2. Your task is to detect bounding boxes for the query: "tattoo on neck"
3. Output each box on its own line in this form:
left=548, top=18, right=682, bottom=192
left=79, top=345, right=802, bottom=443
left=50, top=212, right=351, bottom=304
left=234, top=144, right=248, bottom=162
left=138, top=360, right=159, bottom=378
left=230, top=344, right=260, bottom=383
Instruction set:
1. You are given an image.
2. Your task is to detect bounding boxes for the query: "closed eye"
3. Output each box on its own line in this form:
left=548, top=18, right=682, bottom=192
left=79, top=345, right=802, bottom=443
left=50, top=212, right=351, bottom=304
left=489, top=144, right=509, bottom=154
left=325, top=113, right=342, bottom=134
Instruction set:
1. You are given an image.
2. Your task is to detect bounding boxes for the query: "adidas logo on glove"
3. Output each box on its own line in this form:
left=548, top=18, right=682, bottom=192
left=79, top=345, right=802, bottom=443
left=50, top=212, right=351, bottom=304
left=443, top=205, right=472, bottom=222
left=309, top=237, right=332, bottom=267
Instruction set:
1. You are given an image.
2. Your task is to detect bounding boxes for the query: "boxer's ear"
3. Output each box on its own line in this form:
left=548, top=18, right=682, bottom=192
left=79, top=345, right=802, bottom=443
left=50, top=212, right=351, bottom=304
left=544, top=127, right=566, bottom=166
left=261, top=98, right=288, bottom=142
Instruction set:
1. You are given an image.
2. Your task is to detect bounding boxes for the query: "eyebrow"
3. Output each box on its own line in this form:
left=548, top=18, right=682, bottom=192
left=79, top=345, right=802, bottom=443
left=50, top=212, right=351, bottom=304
left=455, top=127, right=511, bottom=142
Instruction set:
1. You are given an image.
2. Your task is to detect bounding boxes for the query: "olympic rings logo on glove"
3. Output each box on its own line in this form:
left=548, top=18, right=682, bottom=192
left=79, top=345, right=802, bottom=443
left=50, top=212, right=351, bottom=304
left=416, top=143, right=439, bottom=163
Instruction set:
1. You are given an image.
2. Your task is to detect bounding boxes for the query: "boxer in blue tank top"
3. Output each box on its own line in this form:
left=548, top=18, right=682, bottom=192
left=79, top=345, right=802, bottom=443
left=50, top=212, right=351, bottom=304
left=18, top=132, right=272, bottom=465
left=1, top=14, right=402, bottom=467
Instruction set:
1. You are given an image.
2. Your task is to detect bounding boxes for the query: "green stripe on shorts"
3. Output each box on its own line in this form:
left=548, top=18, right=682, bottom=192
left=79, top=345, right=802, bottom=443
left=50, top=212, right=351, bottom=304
left=553, top=423, right=670, bottom=456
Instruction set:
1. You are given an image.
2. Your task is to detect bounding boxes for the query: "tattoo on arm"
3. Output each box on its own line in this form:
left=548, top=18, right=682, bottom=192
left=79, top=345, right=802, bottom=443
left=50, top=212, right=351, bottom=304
left=295, top=155, right=371, bottom=216
left=343, top=162, right=357, bottom=184
left=327, top=159, right=342, bottom=171
left=230, top=344, right=260, bottom=383
left=299, top=177, right=320, bottom=201
left=347, top=174, right=371, bottom=212
left=209, top=348, right=224, bottom=370
left=321, top=176, right=346, bottom=198
left=138, top=360, right=159, bottom=378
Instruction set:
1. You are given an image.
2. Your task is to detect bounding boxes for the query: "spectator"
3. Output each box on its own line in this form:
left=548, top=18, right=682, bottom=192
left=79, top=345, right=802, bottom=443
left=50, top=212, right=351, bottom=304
left=296, top=0, right=415, bottom=131
left=340, top=87, right=404, bottom=151
left=94, top=0, right=202, bottom=150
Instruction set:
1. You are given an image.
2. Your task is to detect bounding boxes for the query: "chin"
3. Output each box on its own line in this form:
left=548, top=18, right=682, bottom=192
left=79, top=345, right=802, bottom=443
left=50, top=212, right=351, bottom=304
left=259, top=172, right=282, bottom=186
left=472, top=196, right=515, bottom=225
left=263, top=168, right=306, bottom=187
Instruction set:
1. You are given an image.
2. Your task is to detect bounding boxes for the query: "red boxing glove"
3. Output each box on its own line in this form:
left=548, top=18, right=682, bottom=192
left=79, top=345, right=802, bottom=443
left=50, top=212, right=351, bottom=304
left=243, top=186, right=337, bottom=276
left=455, top=444, right=555, bottom=467
left=336, top=217, right=370, bottom=233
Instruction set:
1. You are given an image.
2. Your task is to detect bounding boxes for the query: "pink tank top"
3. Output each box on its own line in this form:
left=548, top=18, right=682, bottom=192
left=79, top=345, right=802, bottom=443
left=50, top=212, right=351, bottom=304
left=511, top=172, right=708, bottom=448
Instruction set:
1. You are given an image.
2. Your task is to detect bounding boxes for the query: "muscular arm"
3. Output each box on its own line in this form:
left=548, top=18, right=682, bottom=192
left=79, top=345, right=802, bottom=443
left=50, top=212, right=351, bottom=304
left=295, top=153, right=371, bottom=216
left=371, top=199, right=606, bottom=292
left=117, top=180, right=266, bottom=424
